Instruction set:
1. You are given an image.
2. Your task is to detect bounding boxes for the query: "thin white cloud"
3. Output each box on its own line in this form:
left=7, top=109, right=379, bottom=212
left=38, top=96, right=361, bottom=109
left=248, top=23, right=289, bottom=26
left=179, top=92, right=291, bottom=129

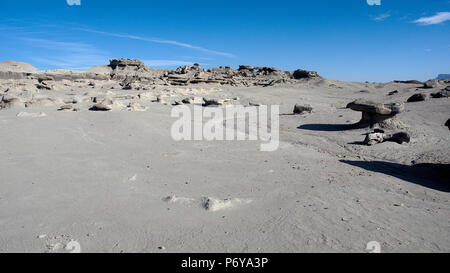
left=373, top=13, right=391, bottom=21
left=21, top=38, right=102, bottom=54
left=66, top=0, right=81, bottom=6
left=73, top=28, right=235, bottom=58
left=414, top=12, right=450, bottom=25
left=21, top=38, right=108, bottom=69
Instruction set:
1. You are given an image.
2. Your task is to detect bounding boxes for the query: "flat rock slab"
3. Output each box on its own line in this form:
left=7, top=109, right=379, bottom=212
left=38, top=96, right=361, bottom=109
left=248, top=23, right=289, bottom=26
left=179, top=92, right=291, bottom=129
left=347, top=99, right=404, bottom=116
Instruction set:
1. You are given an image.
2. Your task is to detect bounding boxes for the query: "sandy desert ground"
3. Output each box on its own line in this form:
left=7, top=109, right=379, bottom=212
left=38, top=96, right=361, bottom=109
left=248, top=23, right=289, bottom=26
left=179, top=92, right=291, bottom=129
left=0, top=60, right=449, bottom=253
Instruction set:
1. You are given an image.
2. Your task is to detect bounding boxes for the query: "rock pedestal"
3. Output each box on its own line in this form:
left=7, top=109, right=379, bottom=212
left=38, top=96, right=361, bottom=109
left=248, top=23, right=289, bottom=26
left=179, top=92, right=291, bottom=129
left=347, top=99, right=405, bottom=129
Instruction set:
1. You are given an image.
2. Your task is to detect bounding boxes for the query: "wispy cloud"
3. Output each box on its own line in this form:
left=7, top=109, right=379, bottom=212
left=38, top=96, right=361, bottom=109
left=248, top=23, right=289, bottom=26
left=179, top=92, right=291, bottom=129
left=20, top=38, right=102, bottom=54
left=413, top=12, right=450, bottom=25
left=373, top=12, right=391, bottom=21
left=73, top=28, right=235, bottom=58
left=21, top=37, right=108, bottom=69
left=66, top=0, right=81, bottom=6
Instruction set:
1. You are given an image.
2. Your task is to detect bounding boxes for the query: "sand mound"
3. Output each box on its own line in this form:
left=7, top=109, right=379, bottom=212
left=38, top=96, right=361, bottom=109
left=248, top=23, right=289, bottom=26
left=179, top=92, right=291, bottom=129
left=0, top=61, right=39, bottom=73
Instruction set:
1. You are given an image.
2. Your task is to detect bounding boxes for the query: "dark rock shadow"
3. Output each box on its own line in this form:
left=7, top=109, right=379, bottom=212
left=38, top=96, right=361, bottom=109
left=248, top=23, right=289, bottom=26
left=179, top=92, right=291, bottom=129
left=340, top=160, right=450, bottom=192
left=298, top=123, right=358, bottom=132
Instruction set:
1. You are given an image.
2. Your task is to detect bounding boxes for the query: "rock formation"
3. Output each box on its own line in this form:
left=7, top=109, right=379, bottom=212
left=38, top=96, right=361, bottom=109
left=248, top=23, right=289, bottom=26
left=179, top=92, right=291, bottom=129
left=347, top=99, right=405, bottom=129
left=0, top=59, right=321, bottom=91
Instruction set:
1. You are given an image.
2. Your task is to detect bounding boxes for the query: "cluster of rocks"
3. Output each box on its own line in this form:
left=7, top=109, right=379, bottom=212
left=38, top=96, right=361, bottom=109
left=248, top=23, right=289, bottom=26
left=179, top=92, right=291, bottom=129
left=0, top=59, right=321, bottom=91
left=363, top=129, right=410, bottom=146
left=406, top=87, right=450, bottom=103
left=161, top=63, right=320, bottom=87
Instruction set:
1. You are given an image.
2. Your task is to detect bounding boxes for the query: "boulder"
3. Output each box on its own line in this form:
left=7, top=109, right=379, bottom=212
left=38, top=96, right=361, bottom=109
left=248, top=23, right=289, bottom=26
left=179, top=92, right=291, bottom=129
left=109, top=59, right=149, bottom=71
left=364, top=131, right=411, bottom=146
left=347, top=99, right=405, bottom=129
left=89, top=104, right=112, bottom=111
left=182, top=97, right=194, bottom=104
left=293, top=104, right=313, bottom=114
left=203, top=98, right=224, bottom=107
left=292, top=69, right=320, bottom=79
left=431, top=90, right=450, bottom=98
left=407, top=93, right=427, bottom=102
left=446, top=119, right=450, bottom=130
left=424, top=79, right=439, bottom=89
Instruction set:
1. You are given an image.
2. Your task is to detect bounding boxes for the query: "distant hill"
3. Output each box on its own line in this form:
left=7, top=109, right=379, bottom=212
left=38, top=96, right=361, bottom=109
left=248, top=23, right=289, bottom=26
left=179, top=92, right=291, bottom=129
left=437, top=74, right=450, bottom=80
left=0, top=61, right=39, bottom=73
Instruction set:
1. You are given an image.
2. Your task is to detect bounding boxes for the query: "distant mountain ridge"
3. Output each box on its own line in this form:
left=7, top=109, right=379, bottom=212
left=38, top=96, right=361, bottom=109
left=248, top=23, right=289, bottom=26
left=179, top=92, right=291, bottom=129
left=437, top=74, right=450, bottom=80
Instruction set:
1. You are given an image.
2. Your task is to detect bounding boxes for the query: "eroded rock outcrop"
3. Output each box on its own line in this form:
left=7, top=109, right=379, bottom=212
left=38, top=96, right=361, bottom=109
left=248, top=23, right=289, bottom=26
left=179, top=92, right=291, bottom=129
left=109, top=59, right=150, bottom=72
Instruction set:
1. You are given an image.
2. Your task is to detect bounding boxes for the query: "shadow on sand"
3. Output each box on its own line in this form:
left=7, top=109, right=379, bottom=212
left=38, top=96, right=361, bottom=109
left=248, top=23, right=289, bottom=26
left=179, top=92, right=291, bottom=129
left=340, top=160, right=450, bottom=192
left=298, top=123, right=357, bottom=132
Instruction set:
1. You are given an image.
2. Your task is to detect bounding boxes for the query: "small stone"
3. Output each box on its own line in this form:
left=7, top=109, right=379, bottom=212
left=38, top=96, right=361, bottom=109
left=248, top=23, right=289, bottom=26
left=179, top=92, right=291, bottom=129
left=58, top=104, right=73, bottom=111
left=293, top=104, right=313, bottom=114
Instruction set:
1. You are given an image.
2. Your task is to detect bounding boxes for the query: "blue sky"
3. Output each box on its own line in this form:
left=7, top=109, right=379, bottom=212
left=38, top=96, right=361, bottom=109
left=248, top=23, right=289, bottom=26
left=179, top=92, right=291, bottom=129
left=0, top=0, right=449, bottom=82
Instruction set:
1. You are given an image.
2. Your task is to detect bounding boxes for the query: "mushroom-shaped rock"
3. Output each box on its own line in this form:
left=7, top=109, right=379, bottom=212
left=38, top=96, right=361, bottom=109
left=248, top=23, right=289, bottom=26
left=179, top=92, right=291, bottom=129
left=346, top=99, right=405, bottom=129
